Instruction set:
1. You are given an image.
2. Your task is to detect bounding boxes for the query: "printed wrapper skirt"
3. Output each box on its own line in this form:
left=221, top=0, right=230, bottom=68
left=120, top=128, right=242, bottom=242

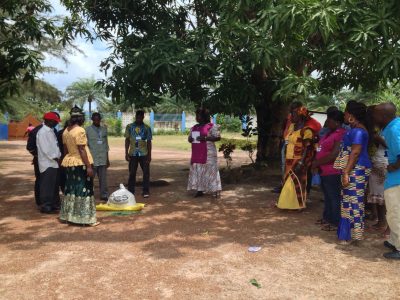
left=188, top=142, right=221, bottom=193
left=367, top=166, right=386, bottom=205
left=277, top=159, right=309, bottom=210
left=60, top=166, right=97, bottom=224
left=337, top=165, right=371, bottom=241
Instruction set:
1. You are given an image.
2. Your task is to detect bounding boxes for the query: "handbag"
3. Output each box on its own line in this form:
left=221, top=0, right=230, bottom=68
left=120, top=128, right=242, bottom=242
left=311, top=173, right=321, bottom=186
left=333, top=146, right=349, bottom=170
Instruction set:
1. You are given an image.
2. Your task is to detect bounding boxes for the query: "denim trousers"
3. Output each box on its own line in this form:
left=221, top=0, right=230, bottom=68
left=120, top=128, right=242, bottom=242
left=321, top=174, right=342, bottom=226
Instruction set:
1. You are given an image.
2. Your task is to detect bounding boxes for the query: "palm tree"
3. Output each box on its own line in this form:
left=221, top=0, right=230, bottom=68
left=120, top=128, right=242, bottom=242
left=306, top=90, right=378, bottom=112
left=306, top=95, right=337, bottom=112
left=65, top=77, right=110, bottom=114
left=155, top=95, right=195, bottom=113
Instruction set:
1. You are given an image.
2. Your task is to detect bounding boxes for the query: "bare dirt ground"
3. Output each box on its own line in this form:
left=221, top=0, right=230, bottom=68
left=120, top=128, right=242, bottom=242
left=1, top=140, right=400, bottom=300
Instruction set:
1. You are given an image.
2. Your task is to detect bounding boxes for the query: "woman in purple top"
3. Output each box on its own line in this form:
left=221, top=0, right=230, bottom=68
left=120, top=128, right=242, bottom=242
left=312, top=110, right=346, bottom=231
left=334, top=101, right=372, bottom=243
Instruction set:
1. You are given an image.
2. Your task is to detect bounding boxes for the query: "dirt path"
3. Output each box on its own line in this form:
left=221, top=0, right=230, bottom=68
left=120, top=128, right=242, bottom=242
left=1, top=140, right=399, bottom=299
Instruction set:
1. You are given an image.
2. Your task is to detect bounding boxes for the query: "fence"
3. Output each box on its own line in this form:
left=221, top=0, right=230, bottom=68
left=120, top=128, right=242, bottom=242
left=121, top=111, right=219, bottom=133
left=0, top=123, right=8, bottom=140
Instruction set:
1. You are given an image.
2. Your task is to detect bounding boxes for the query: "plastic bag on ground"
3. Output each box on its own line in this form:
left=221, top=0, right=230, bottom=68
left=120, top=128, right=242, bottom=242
left=107, top=184, right=136, bottom=208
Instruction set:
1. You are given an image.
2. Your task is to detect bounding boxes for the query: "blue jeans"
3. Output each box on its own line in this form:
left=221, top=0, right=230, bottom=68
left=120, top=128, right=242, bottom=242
left=321, top=174, right=341, bottom=226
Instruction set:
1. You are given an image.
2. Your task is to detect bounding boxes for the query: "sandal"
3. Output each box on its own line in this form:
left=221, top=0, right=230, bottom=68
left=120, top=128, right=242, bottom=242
left=194, top=191, right=204, bottom=198
left=315, top=219, right=327, bottom=225
left=372, top=223, right=387, bottom=230
left=321, top=224, right=337, bottom=232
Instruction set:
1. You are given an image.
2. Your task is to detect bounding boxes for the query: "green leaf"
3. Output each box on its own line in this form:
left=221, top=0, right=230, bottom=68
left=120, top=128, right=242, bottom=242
left=249, top=279, right=261, bottom=289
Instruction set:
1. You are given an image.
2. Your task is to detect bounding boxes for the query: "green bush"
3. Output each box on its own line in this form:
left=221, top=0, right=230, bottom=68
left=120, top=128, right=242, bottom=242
left=217, top=138, right=256, bottom=149
left=115, top=119, right=122, bottom=136
left=216, top=115, right=242, bottom=132
left=104, top=118, right=123, bottom=136
left=218, top=142, right=236, bottom=169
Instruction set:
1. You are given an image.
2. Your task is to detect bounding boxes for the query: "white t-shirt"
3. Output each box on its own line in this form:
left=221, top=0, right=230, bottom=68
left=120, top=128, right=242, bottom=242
left=36, top=124, right=61, bottom=173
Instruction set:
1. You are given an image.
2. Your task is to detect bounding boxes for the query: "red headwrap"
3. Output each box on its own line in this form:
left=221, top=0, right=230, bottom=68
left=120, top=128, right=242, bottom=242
left=43, top=112, right=61, bottom=123
left=295, top=106, right=310, bottom=118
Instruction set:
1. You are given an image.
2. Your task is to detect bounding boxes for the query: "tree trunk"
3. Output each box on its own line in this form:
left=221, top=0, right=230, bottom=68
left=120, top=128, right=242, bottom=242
left=255, top=97, right=288, bottom=162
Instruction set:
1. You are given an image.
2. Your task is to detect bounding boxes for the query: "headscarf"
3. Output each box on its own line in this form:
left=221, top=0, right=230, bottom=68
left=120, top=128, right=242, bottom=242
left=295, top=106, right=311, bottom=119
left=70, top=105, right=84, bottom=117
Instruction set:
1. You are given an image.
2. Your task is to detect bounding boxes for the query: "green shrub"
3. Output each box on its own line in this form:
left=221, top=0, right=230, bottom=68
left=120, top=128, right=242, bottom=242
left=241, top=116, right=258, bottom=163
left=104, top=118, right=123, bottom=136
left=115, top=119, right=122, bottom=136
left=217, top=138, right=256, bottom=149
left=216, top=115, right=242, bottom=132
left=218, top=142, right=236, bottom=169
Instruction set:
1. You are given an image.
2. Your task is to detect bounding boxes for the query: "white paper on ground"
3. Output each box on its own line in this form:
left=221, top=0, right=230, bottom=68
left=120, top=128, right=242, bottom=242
left=248, top=246, right=262, bottom=252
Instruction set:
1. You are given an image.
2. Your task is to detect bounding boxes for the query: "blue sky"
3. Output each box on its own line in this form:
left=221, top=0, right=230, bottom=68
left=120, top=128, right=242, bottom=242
left=40, top=0, right=112, bottom=94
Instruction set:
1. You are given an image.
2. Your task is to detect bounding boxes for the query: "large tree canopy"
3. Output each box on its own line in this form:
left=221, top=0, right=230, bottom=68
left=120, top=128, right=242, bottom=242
left=3, top=79, right=62, bottom=120
left=0, top=0, right=89, bottom=105
left=62, top=0, right=400, bottom=159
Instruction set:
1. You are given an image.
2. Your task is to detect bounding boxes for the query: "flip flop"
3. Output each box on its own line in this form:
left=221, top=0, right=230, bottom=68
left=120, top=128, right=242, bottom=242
left=315, top=219, right=327, bottom=225
left=321, top=224, right=337, bottom=231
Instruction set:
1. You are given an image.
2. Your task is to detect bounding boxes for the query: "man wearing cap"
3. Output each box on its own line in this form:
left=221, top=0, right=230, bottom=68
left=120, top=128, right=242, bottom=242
left=27, top=111, right=61, bottom=207
left=36, top=112, right=61, bottom=214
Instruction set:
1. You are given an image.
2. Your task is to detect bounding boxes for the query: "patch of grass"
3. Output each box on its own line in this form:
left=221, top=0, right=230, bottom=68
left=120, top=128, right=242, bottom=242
left=108, top=132, right=256, bottom=152
left=108, top=136, right=190, bottom=151
left=153, top=135, right=191, bottom=151
left=108, top=137, right=125, bottom=148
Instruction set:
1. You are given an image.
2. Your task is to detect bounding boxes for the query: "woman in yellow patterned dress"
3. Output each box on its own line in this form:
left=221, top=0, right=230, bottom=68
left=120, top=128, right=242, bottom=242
left=60, top=106, right=99, bottom=226
left=277, top=106, right=317, bottom=210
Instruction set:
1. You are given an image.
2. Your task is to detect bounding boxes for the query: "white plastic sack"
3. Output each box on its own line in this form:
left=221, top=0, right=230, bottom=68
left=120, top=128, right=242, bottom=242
left=107, top=184, right=136, bottom=208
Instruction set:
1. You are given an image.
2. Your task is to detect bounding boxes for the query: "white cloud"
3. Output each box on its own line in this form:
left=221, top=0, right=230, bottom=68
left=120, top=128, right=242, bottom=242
left=40, top=0, right=112, bottom=93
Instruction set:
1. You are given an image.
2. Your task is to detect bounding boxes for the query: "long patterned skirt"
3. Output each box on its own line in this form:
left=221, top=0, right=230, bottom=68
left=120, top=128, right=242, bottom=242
left=337, top=165, right=371, bottom=241
left=367, top=166, right=386, bottom=205
left=187, top=142, right=221, bottom=193
left=277, top=158, right=308, bottom=210
left=60, top=166, right=97, bottom=225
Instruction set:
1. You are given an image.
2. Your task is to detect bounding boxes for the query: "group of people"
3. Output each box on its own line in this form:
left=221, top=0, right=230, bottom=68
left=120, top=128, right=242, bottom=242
left=28, top=107, right=153, bottom=227
left=26, top=102, right=400, bottom=259
left=277, top=100, right=400, bottom=259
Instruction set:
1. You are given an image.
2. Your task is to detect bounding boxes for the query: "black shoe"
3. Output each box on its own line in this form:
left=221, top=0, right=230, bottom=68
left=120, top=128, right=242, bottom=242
left=383, top=250, right=400, bottom=259
left=194, top=191, right=204, bottom=198
left=40, top=208, right=58, bottom=214
left=384, top=241, right=397, bottom=251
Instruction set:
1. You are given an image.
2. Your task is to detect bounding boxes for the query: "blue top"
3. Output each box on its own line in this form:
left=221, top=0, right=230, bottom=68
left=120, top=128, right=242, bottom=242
left=342, top=127, right=372, bottom=168
left=382, top=117, right=400, bottom=190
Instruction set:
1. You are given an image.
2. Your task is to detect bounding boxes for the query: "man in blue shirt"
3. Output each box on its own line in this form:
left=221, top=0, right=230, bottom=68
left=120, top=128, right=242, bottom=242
left=374, top=102, right=400, bottom=259
left=124, top=110, right=152, bottom=198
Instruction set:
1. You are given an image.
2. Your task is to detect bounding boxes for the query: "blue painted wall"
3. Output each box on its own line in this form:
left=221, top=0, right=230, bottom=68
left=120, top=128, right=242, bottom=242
left=0, top=123, right=8, bottom=140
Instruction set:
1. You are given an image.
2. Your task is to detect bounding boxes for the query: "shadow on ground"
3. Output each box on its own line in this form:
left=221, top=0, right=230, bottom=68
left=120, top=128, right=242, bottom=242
left=0, top=142, right=388, bottom=264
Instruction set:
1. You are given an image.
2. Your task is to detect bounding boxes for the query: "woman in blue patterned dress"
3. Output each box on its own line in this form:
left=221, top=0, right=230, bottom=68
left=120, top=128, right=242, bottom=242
left=335, top=102, right=372, bottom=243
